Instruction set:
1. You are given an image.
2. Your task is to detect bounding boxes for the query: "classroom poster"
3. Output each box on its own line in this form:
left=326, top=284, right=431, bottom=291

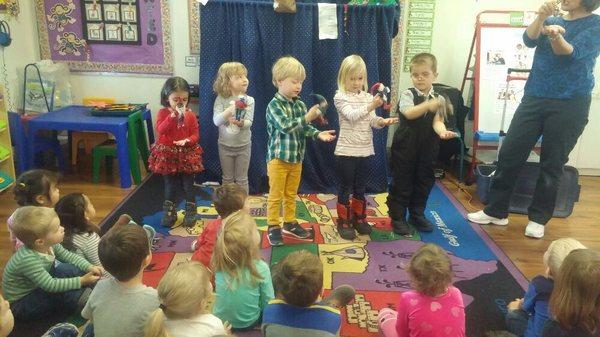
left=403, top=0, right=435, bottom=72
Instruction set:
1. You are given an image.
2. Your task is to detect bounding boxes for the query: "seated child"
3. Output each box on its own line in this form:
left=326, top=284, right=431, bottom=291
left=542, top=249, right=600, bottom=337
left=506, top=238, right=586, bottom=337
left=1, top=206, right=102, bottom=321
left=262, top=250, right=355, bottom=337
left=377, top=243, right=465, bottom=337
left=82, top=222, right=159, bottom=337
left=145, top=261, right=231, bottom=337
left=212, top=210, right=274, bottom=330
left=191, top=183, right=248, bottom=268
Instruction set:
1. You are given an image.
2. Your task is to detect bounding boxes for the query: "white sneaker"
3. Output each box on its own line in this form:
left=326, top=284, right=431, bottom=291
left=525, top=221, right=545, bottom=238
left=467, top=210, right=509, bottom=226
left=190, top=239, right=199, bottom=252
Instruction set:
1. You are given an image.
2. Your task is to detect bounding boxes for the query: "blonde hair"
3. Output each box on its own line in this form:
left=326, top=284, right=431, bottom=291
left=543, top=238, right=586, bottom=277
left=213, top=62, right=248, bottom=97
left=408, top=243, right=453, bottom=297
left=409, top=53, right=437, bottom=73
left=549, top=249, right=600, bottom=334
left=145, top=262, right=213, bottom=337
left=337, top=54, right=368, bottom=93
left=211, top=210, right=262, bottom=288
left=271, top=56, right=306, bottom=87
left=12, top=206, right=58, bottom=248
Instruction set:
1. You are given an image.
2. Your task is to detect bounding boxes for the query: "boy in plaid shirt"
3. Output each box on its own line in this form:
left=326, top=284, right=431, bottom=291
left=266, top=56, right=336, bottom=246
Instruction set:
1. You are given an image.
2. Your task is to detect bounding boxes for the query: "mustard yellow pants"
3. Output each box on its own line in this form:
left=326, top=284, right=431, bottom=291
left=267, top=159, right=302, bottom=226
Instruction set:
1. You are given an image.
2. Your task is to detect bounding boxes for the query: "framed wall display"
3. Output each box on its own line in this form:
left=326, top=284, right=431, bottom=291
left=35, top=0, right=173, bottom=74
left=188, top=0, right=200, bottom=55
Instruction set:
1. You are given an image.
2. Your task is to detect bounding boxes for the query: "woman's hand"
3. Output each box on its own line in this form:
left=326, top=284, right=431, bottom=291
left=537, top=1, right=557, bottom=19
left=543, top=24, right=566, bottom=38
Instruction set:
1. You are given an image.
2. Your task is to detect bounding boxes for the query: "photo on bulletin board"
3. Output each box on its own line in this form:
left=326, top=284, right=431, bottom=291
left=477, top=27, right=535, bottom=134
left=34, top=0, right=173, bottom=75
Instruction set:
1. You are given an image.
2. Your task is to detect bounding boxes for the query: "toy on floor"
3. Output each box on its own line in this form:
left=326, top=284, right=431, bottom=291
left=370, top=82, right=391, bottom=110
left=310, top=93, right=329, bottom=125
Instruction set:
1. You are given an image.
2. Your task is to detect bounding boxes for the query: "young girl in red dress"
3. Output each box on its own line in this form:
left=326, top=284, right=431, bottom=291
left=149, top=77, right=204, bottom=228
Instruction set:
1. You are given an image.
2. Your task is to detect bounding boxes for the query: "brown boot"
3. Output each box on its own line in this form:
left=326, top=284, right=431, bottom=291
left=336, top=203, right=356, bottom=240
left=350, top=198, right=372, bottom=235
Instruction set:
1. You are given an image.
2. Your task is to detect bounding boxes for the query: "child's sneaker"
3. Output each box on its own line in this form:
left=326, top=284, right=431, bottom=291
left=41, top=323, right=79, bottom=337
left=467, top=210, right=508, bottom=226
left=142, top=225, right=157, bottom=249
left=524, top=221, right=545, bottom=238
left=322, top=284, right=356, bottom=308
left=282, top=221, right=310, bottom=239
left=267, top=225, right=284, bottom=246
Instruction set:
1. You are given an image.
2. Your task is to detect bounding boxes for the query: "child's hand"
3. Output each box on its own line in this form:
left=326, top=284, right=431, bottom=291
left=507, top=298, right=523, bottom=311
left=427, top=97, right=443, bottom=112
left=317, top=130, right=336, bottom=142
left=173, top=139, right=189, bottom=146
left=81, top=272, right=101, bottom=286
left=438, top=130, right=457, bottom=140
left=305, top=105, right=322, bottom=123
left=379, top=117, right=398, bottom=126
left=225, top=103, right=236, bottom=118
left=223, top=321, right=232, bottom=334
left=88, top=266, right=104, bottom=276
left=228, top=117, right=244, bottom=127
left=543, top=25, right=565, bottom=38
left=368, top=95, right=384, bottom=112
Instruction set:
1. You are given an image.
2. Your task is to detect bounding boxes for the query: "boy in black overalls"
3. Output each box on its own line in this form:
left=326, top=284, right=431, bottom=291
left=387, top=53, right=456, bottom=236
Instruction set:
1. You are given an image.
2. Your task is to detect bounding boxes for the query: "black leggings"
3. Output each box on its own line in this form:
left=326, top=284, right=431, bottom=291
left=164, top=173, right=195, bottom=203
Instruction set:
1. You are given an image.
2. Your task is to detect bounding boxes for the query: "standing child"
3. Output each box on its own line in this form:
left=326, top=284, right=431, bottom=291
left=542, top=249, right=600, bottom=337
left=8, top=169, right=60, bottom=251
left=377, top=243, right=465, bottom=337
left=145, top=261, right=231, bottom=337
left=212, top=210, right=274, bottom=330
left=266, top=56, right=336, bottom=246
left=333, top=54, right=397, bottom=240
left=387, top=53, right=456, bottom=236
left=149, top=76, right=204, bottom=228
left=190, top=183, right=248, bottom=269
left=506, top=238, right=586, bottom=337
left=213, top=62, right=255, bottom=193
left=2, top=207, right=102, bottom=321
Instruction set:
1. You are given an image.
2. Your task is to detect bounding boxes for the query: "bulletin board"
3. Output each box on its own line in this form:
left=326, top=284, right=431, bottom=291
left=476, top=26, right=535, bottom=133
left=35, top=0, right=173, bottom=75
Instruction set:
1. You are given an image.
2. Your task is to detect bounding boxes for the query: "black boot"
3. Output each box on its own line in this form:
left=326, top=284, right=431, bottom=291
left=409, top=215, right=434, bottom=232
left=182, top=202, right=197, bottom=228
left=161, top=200, right=177, bottom=228
left=337, top=203, right=356, bottom=240
left=392, top=218, right=412, bottom=236
left=350, top=198, right=372, bottom=235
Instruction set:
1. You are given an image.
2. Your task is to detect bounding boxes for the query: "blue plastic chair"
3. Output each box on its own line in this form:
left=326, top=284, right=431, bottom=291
left=8, top=111, right=66, bottom=174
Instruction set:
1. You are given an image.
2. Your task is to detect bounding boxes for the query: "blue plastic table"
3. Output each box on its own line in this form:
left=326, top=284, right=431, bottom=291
left=26, top=105, right=154, bottom=188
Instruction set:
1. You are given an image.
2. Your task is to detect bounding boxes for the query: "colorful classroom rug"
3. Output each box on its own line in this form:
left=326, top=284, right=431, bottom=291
left=94, top=174, right=530, bottom=337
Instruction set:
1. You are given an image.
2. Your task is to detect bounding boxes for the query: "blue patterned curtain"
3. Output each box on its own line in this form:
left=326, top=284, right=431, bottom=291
left=198, top=0, right=399, bottom=194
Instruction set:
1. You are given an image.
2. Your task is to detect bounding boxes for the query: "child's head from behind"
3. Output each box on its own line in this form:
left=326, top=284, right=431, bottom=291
left=549, top=249, right=600, bottom=334
left=337, top=54, right=368, bottom=94
left=543, top=238, right=586, bottom=277
left=145, top=262, right=212, bottom=337
left=0, top=294, right=14, bottom=337
left=160, top=76, right=190, bottom=109
left=99, top=223, right=150, bottom=282
left=409, top=53, right=438, bottom=93
left=272, top=56, right=306, bottom=99
left=211, top=210, right=261, bottom=286
left=272, top=250, right=323, bottom=307
left=12, top=206, right=64, bottom=249
left=213, top=62, right=249, bottom=97
left=212, top=183, right=248, bottom=219
left=55, top=193, right=98, bottom=251
left=409, top=243, right=452, bottom=297
left=13, top=169, right=59, bottom=207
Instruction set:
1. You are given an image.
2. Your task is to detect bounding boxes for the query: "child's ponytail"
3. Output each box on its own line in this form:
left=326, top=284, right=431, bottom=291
left=144, top=308, right=169, bottom=337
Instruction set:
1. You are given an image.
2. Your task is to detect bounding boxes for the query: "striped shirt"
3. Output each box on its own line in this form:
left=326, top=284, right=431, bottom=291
left=266, top=93, right=320, bottom=163
left=333, top=90, right=384, bottom=157
left=2, top=244, right=92, bottom=302
left=262, top=299, right=341, bottom=337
